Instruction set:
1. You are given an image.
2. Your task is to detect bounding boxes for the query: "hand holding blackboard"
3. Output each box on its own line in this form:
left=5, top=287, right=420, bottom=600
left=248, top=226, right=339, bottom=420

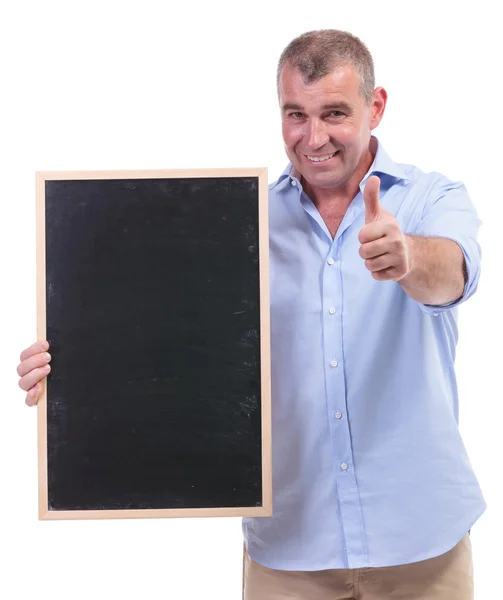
left=17, top=340, right=52, bottom=406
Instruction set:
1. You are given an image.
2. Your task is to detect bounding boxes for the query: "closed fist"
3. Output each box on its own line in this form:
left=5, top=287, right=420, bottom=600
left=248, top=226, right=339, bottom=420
left=358, top=175, right=411, bottom=282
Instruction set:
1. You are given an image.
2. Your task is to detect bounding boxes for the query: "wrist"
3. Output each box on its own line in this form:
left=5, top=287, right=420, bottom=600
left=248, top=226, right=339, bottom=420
left=398, top=234, right=417, bottom=283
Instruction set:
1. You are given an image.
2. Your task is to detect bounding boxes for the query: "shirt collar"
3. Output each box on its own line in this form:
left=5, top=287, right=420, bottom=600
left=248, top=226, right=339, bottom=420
left=270, top=136, right=410, bottom=192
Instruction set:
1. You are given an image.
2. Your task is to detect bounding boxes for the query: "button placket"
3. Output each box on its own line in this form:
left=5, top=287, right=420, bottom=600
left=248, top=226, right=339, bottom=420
left=322, top=239, right=367, bottom=565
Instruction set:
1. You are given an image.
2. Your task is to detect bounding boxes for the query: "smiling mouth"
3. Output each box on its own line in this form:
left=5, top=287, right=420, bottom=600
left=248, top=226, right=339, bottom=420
left=304, top=151, right=339, bottom=163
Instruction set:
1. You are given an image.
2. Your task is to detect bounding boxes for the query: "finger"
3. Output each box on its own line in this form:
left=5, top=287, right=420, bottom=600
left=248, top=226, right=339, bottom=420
left=364, top=175, right=382, bottom=224
left=25, top=384, right=42, bottom=407
left=18, top=364, right=51, bottom=393
left=371, top=266, right=401, bottom=281
left=371, top=264, right=409, bottom=281
left=17, top=351, right=51, bottom=378
left=365, top=254, right=393, bottom=272
left=359, top=238, right=389, bottom=260
left=20, top=340, right=50, bottom=363
left=358, top=221, right=388, bottom=245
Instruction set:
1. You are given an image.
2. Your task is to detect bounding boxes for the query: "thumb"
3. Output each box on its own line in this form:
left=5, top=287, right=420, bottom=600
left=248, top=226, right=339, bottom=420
left=364, top=175, right=382, bottom=224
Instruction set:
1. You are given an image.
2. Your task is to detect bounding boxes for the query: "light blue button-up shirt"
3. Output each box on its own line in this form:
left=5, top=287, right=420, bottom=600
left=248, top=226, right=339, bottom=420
left=243, top=136, right=487, bottom=570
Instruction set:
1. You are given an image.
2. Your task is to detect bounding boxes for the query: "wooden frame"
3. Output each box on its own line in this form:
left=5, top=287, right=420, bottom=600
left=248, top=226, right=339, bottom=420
left=36, top=167, right=271, bottom=520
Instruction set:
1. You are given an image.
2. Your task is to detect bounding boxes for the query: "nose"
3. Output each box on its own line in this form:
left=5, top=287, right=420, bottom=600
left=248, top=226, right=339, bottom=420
left=305, top=119, right=330, bottom=150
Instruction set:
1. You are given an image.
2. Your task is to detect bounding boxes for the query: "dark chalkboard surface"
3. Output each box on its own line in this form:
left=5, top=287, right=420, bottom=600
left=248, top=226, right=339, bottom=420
left=35, top=168, right=271, bottom=520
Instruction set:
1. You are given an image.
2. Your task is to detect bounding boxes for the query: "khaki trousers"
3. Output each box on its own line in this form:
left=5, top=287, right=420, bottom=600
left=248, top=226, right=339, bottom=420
left=243, top=533, right=473, bottom=600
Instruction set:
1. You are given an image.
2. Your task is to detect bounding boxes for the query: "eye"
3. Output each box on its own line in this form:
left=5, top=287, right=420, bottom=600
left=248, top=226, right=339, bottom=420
left=288, top=112, right=303, bottom=118
left=330, top=110, right=344, bottom=117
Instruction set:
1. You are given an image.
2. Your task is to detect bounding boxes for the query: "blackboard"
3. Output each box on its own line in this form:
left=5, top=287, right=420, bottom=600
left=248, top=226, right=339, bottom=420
left=35, top=168, right=271, bottom=520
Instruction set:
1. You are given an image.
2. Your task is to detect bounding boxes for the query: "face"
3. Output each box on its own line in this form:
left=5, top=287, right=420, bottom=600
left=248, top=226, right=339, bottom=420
left=279, top=65, right=386, bottom=191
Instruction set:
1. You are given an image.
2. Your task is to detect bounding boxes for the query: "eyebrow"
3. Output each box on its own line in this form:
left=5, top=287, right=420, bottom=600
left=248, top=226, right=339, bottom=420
left=281, top=102, right=352, bottom=113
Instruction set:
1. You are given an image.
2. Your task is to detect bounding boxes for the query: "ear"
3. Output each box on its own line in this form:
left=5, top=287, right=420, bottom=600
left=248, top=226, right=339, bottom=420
left=369, top=87, right=387, bottom=129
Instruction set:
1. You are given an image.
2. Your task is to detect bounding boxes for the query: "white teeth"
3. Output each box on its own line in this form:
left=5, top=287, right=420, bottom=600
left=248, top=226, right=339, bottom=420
left=306, top=152, right=336, bottom=162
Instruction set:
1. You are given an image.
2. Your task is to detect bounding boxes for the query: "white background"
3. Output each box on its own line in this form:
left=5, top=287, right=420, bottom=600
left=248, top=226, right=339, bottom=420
left=1, top=1, right=501, bottom=598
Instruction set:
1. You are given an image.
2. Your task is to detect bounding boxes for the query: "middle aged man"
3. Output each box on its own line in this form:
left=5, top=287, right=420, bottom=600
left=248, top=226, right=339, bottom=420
left=18, top=29, right=486, bottom=600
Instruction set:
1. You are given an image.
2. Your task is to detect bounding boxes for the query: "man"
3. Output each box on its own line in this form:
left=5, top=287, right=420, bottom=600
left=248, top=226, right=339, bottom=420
left=18, top=29, right=486, bottom=600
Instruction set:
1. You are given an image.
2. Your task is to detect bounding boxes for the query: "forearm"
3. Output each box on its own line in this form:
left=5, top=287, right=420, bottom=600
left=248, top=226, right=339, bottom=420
left=399, top=235, right=467, bottom=305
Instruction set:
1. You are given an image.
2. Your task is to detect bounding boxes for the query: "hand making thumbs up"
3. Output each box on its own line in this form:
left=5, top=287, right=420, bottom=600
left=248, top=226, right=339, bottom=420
left=358, top=175, right=411, bottom=281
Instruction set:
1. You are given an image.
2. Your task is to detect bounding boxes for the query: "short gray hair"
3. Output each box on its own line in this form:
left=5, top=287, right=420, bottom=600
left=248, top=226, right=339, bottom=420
left=276, top=29, right=375, bottom=105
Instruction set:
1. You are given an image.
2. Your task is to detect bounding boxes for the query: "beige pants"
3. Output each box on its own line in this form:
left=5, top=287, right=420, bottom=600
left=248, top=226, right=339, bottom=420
left=243, top=533, right=473, bottom=600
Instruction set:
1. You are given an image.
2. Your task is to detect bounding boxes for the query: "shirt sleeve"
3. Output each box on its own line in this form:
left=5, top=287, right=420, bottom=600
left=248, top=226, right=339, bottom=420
left=411, top=174, right=482, bottom=316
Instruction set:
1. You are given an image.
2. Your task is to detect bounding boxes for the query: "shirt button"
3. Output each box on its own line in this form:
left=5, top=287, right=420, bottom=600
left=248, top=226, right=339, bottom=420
left=341, top=463, right=348, bottom=471
left=327, top=257, right=335, bottom=265
left=291, top=180, right=297, bottom=186
left=335, top=411, right=342, bottom=419
left=329, top=307, right=336, bottom=315
left=330, top=360, right=338, bottom=367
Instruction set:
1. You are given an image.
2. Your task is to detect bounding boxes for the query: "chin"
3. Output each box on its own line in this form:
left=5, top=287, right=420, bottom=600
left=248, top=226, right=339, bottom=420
left=302, top=172, right=338, bottom=188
